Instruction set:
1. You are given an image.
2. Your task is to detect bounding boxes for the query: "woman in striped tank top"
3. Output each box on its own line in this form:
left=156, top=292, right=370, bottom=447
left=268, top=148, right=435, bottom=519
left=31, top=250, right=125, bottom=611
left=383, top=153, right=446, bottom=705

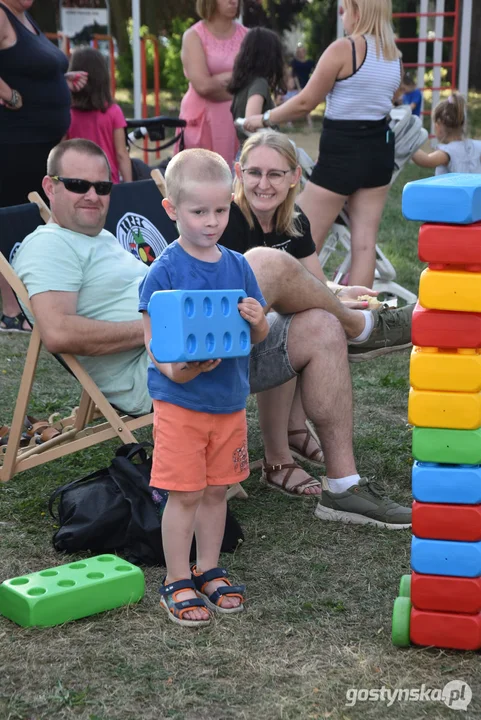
left=244, top=0, right=402, bottom=288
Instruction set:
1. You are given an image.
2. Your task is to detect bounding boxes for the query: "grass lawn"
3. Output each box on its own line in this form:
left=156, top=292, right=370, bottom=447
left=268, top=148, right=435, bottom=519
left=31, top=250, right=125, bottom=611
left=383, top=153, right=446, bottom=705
left=1, top=157, right=481, bottom=717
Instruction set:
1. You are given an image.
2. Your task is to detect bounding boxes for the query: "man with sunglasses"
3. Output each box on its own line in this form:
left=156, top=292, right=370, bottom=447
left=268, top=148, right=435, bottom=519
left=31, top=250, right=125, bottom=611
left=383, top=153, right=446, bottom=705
left=13, top=138, right=411, bottom=529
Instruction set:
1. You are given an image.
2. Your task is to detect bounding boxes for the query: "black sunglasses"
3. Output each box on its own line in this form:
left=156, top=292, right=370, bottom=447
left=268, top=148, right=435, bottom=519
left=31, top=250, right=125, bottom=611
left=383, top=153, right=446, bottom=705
left=50, top=176, right=113, bottom=196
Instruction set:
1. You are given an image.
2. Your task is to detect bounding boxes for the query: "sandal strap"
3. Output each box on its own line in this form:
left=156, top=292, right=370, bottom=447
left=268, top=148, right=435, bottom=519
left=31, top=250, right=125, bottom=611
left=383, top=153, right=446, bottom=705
left=262, top=460, right=298, bottom=474
left=207, top=584, right=246, bottom=606
left=159, top=578, right=196, bottom=596
left=192, top=566, right=228, bottom=585
left=288, top=428, right=324, bottom=462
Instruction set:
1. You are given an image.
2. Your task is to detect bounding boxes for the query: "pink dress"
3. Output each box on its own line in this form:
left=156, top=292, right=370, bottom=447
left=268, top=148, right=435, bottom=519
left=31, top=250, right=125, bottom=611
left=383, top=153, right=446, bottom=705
left=178, top=20, right=248, bottom=168
left=67, top=104, right=127, bottom=184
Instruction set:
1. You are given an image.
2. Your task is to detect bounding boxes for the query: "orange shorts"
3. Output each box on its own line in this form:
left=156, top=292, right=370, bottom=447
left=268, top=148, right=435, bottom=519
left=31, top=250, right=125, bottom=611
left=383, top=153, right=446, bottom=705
left=150, top=400, right=250, bottom=492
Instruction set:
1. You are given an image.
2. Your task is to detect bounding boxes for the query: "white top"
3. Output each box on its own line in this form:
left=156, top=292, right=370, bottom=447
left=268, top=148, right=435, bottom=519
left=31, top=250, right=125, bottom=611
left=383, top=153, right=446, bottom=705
left=435, top=139, right=481, bottom=175
left=325, top=35, right=401, bottom=121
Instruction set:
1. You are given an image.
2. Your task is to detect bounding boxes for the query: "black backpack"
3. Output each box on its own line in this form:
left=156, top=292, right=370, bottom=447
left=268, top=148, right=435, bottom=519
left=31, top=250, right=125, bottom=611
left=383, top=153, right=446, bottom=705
left=48, top=443, right=244, bottom=566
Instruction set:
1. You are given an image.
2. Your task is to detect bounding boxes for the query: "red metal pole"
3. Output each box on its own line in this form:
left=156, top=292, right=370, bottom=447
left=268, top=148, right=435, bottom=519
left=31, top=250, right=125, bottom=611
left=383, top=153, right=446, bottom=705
left=140, top=37, right=148, bottom=163
left=452, top=0, right=460, bottom=90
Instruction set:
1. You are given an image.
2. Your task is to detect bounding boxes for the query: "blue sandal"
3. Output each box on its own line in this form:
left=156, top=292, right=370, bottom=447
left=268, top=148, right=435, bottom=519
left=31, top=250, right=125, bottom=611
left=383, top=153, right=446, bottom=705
left=159, top=578, right=211, bottom=627
left=192, top=566, right=245, bottom=614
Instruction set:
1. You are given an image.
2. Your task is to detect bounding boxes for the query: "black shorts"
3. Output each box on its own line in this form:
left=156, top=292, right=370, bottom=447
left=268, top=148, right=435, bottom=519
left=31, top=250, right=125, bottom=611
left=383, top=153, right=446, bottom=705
left=309, top=118, right=395, bottom=196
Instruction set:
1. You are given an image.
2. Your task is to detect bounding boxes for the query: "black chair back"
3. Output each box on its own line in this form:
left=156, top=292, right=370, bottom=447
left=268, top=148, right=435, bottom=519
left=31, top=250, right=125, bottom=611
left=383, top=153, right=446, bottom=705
left=105, top=179, right=177, bottom=266
left=0, top=203, right=45, bottom=264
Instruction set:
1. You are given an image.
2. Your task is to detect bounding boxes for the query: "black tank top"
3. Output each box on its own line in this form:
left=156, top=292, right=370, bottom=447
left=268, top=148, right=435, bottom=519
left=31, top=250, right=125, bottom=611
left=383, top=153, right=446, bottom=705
left=0, top=2, right=70, bottom=144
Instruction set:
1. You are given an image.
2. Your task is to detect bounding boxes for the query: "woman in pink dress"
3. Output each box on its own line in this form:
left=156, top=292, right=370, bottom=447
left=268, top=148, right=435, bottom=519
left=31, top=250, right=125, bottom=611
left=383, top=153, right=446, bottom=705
left=178, top=0, right=248, bottom=168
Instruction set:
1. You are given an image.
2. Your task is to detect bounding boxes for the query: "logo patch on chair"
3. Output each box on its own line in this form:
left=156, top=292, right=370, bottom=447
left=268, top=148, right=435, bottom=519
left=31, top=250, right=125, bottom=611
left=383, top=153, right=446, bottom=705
left=116, top=213, right=168, bottom=265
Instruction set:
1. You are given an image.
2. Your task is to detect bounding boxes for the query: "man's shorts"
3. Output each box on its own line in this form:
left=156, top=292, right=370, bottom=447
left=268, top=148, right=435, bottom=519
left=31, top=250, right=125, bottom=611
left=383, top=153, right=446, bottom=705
left=249, top=312, right=297, bottom=394
left=151, top=400, right=249, bottom=492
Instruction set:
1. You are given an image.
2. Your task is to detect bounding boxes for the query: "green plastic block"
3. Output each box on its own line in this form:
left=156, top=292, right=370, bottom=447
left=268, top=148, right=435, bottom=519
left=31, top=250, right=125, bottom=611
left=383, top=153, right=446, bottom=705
left=392, top=596, right=411, bottom=647
left=0, top=555, right=144, bottom=627
left=412, top=427, right=481, bottom=465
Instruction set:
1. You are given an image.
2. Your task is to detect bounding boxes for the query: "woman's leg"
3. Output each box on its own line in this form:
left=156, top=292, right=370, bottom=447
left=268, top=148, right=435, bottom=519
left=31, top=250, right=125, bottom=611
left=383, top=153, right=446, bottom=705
left=0, top=274, right=28, bottom=329
left=257, top=379, right=322, bottom=495
left=296, top=181, right=348, bottom=255
left=346, top=184, right=390, bottom=288
left=287, top=377, right=323, bottom=463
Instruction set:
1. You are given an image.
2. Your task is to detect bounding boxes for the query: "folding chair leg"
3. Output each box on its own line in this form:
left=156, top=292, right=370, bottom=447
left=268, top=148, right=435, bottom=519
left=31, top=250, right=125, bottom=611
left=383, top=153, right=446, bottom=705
left=0, top=325, right=42, bottom=482
left=227, top=483, right=248, bottom=501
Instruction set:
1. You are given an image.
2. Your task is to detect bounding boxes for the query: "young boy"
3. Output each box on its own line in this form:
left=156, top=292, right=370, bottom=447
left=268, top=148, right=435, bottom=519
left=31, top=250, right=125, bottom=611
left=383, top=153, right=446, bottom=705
left=138, top=149, right=269, bottom=628
left=401, top=73, right=423, bottom=118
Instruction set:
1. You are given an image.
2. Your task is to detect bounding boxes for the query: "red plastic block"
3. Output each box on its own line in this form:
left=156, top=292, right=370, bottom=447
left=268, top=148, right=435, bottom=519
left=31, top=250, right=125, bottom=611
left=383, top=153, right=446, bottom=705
left=410, top=607, right=481, bottom=650
left=412, top=500, right=481, bottom=541
left=419, top=222, right=481, bottom=267
left=412, top=303, right=481, bottom=349
left=411, top=571, right=481, bottom=614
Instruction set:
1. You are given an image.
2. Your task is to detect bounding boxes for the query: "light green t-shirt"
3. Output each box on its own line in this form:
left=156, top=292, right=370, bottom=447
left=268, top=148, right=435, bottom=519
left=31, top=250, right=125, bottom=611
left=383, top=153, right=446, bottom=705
left=13, top=223, right=152, bottom=416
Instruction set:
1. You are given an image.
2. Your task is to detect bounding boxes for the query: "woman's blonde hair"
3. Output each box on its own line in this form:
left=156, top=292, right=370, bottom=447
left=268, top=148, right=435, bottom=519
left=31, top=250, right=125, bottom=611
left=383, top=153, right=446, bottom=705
left=344, top=0, right=400, bottom=62
left=196, top=0, right=240, bottom=21
left=234, top=131, right=301, bottom=238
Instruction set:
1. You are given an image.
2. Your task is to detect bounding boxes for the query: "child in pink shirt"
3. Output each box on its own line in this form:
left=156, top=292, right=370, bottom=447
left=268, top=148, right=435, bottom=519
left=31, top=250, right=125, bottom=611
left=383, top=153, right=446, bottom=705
left=66, top=47, right=132, bottom=183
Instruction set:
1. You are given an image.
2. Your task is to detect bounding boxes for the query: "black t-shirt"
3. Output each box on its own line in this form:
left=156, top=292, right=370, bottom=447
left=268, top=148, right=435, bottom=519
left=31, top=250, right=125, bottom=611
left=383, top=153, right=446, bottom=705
left=220, top=202, right=316, bottom=259
left=291, top=58, right=315, bottom=89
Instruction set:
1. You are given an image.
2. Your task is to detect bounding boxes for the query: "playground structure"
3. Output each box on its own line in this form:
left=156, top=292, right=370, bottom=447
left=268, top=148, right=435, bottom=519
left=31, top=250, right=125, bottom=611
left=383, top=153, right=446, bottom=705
left=392, top=173, right=481, bottom=651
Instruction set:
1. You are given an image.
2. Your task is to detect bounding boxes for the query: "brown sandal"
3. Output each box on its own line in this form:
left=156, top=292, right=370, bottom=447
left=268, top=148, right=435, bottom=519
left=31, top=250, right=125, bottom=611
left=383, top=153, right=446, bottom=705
left=261, top=459, right=323, bottom=498
left=288, top=427, right=325, bottom=468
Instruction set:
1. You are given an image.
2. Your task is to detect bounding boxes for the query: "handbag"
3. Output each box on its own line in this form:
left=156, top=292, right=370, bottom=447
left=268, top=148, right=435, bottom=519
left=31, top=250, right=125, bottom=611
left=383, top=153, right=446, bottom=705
left=48, top=442, right=244, bottom=566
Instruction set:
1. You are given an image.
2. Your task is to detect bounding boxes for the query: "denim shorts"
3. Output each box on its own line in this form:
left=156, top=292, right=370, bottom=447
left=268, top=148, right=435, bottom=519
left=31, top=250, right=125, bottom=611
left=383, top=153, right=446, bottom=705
left=249, top=312, right=297, bottom=394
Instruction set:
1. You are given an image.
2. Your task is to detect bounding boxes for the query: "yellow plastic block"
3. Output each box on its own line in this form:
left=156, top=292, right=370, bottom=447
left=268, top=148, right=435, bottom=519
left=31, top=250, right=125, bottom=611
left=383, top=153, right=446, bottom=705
left=419, top=268, right=481, bottom=312
left=408, top=388, right=481, bottom=430
left=410, top=347, right=481, bottom=393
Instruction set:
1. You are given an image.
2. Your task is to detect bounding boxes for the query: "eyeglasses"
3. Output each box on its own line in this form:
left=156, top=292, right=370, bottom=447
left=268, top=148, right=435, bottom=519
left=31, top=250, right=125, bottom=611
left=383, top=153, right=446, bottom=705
left=241, top=168, right=292, bottom=187
left=50, top=176, right=113, bottom=196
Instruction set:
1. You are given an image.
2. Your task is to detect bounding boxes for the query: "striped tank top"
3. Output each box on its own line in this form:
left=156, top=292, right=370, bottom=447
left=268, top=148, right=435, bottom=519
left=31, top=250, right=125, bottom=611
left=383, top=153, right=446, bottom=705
left=325, top=35, right=401, bottom=122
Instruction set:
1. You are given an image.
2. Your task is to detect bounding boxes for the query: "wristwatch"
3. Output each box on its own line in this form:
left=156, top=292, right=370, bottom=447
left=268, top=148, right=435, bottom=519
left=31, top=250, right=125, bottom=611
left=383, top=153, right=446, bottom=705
left=5, top=89, right=21, bottom=109
left=262, top=110, right=272, bottom=128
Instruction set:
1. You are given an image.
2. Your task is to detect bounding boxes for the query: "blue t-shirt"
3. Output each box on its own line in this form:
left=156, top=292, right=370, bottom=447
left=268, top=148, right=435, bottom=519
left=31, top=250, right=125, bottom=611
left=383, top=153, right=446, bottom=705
left=403, top=88, right=422, bottom=117
left=138, top=241, right=266, bottom=414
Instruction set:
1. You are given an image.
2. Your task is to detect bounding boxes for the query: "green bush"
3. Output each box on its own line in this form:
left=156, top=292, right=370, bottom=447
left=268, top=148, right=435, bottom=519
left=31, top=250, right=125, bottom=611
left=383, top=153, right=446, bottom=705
left=162, top=17, right=193, bottom=97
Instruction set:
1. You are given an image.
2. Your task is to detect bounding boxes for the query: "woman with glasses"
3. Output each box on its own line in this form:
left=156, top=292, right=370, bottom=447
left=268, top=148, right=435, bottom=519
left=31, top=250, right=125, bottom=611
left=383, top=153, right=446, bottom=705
left=0, top=0, right=87, bottom=332
left=220, top=130, right=377, bottom=497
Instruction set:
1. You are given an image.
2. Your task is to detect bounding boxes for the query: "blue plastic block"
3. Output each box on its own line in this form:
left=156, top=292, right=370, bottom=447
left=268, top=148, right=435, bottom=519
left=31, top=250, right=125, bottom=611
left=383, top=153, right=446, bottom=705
left=148, top=289, right=251, bottom=363
left=411, top=536, right=481, bottom=577
left=412, top=461, right=481, bottom=504
left=0, top=555, right=145, bottom=627
left=402, top=174, right=481, bottom=224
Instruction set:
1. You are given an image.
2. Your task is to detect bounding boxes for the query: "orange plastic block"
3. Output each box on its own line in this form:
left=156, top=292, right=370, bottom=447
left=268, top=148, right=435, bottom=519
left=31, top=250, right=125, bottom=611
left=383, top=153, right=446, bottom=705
left=419, top=268, right=481, bottom=313
left=412, top=500, right=481, bottom=541
left=410, top=347, right=481, bottom=393
left=408, top=388, right=481, bottom=430
left=419, top=222, right=481, bottom=267
left=411, top=572, right=481, bottom=614
left=412, top=303, right=481, bottom=349
left=410, top=607, right=481, bottom=650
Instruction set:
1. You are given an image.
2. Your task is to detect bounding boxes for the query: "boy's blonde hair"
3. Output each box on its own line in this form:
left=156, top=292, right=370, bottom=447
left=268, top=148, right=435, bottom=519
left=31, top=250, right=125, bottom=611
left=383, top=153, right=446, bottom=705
left=433, top=92, right=466, bottom=134
left=234, top=130, right=301, bottom=238
left=196, top=0, right=240, bottom=21
left=344, top=0, right=400, bottom=62
left=165, top=148, right=233, bottom=205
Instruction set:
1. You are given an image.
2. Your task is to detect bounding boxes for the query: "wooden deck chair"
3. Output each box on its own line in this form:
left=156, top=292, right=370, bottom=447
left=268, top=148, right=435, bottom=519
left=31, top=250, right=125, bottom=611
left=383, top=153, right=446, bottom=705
left=0, top=195, right=153, bottom=482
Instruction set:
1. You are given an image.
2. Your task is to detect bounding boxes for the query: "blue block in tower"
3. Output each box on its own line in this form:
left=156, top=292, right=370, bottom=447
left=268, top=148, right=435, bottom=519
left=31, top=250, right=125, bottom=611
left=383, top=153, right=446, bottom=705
left=148, top=289, right=251, bottom=363
left=412, top=461, right=481, bottom=504
left=402, top=173, right=481, bottom=224
left=411, top=536, right=481, bottom=577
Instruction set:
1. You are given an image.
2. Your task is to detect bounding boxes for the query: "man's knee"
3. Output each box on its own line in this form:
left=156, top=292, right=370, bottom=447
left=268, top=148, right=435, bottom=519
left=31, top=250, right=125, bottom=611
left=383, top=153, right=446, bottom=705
left=244, top=246, right=296, bottom=279
left=288, top=308, right=347, bottom=366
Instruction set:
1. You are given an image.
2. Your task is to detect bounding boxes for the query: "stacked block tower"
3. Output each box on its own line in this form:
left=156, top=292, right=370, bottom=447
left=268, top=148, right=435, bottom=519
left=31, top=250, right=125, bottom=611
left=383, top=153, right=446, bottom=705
left=392, top=174, right=481, bottom=651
